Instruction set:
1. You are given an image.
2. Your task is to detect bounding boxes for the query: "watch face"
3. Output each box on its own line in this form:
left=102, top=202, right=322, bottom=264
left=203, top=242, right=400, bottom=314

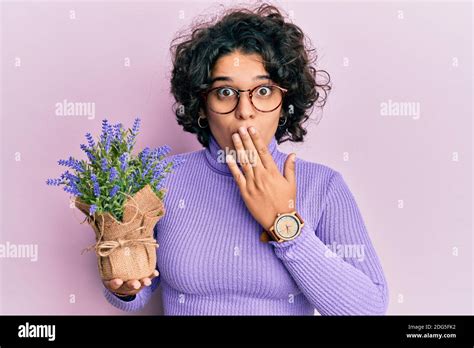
left=275, top=214, right=300, bottom=239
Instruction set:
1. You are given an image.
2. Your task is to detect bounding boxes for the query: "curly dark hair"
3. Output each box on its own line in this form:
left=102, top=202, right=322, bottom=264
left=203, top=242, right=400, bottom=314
left=169, top=1, right=332, bottom=148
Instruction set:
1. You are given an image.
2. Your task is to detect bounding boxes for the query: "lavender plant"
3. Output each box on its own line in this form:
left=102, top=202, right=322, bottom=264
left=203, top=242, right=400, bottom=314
left=46, top=118, right=184, bottom=221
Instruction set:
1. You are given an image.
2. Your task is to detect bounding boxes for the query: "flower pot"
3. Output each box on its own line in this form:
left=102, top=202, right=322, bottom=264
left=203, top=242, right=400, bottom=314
left=74, top=184, right=165, bottom=281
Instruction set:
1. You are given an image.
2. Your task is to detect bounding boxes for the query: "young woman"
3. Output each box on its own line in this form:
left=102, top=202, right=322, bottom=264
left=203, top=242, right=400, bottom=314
left=102, top=3, right=389, bottom=315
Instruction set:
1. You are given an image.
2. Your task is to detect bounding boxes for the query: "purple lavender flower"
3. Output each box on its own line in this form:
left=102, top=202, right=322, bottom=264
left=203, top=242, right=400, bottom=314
left=126, top=118, right=141, bottom=151
left=87, top=152, right=96, bottom=162
left=85, top=133, right=95, bottom=148
left=101, top=158, right=108, bottom=172
left=101, top=119, right=109, bottom=139
left=58, top=156, right=85, bottom=173
left=140, top=147, right=151, bottom=165
left=46, top=178, right=63, bottom=186
left=119, top=153, right=128, bottom=171
left=99, top=119, right=113, bottom=153
left=65, top=172, right=80, bottom=183
left=109, top=167, right=118, bottom=181
left=47, top=118, right=180, bottom=222
left=63, top=184, right=81, bottom=196
left=155, top=180, right=164, bottom=191
left=80, top=144, right=96, bottom=162
left=142, top=161, right=153, bottom=178
left=113, top=123, right=123, bottom=140
left=89, top=204, right=97, bottom=215
left=151, top=161, right=165, bottom=180
left=93, top=183, right=100, bottom=197
left=162, top=158, right=171, bottom=168
left=151, top=145, right=171, bottom=161
left=132, top=118, right=141, bottom=134
left=129, top=171, right=136, bottom=186
left=110, top=185, right=119, bottom=197
left=91, top=173, right=100, bottom=197
left=62, top=170, right=81, bottom=195
left=105, top=124, right=113, bottom=153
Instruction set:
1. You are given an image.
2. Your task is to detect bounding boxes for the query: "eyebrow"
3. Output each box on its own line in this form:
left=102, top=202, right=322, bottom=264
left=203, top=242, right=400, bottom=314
left=210, top=75, right=271, bottom=84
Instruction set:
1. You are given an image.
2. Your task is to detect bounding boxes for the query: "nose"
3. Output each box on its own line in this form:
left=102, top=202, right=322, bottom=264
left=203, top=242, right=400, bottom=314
left=234, top=91, right=255, bottom=121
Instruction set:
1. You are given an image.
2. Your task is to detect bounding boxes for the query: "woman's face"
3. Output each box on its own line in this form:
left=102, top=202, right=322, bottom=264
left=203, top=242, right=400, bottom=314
left=201, top=50, right=282, bottom=152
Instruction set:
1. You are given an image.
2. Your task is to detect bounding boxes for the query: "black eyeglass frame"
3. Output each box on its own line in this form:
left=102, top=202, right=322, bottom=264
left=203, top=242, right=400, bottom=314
left=200, top=84, right=288, bottom=114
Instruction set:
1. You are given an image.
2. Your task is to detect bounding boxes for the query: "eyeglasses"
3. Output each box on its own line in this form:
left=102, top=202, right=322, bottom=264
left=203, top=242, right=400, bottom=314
left=201, top=84, right=288, bottom=114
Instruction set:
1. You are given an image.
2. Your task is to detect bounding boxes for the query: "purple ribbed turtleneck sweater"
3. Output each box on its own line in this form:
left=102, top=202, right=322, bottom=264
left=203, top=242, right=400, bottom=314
left=103, top=133, right=389, bottom=315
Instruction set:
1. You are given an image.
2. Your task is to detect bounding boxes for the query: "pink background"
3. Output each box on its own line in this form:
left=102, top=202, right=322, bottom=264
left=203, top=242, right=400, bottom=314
left=0, top=0, right=472, bottom=315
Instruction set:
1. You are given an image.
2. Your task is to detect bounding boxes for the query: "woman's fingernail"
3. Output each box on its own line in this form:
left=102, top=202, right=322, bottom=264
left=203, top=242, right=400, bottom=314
left=249, top=126, right=256, bottom=134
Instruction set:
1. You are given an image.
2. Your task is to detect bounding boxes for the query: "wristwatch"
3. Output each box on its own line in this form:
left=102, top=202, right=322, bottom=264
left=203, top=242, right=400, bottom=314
left=260, top=211, right=305, bottom=243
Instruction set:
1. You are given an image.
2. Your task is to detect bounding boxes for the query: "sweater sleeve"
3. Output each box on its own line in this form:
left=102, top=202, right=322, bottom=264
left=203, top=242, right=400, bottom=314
left=269, top=170, right=389, bottom=315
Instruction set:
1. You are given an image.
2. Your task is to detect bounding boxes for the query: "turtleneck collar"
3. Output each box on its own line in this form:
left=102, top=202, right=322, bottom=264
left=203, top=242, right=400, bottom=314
left=204, top=132, right=279, bottom=176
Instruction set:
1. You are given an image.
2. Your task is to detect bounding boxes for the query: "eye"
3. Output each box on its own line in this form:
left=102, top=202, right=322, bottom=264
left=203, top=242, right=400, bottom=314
left=216, top=87, right=236, bottom=98
left=255, top=86, right=273, bottom=97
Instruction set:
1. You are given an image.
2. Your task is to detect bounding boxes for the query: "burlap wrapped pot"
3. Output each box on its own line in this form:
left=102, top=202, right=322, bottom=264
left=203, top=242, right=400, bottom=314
left=74, top=184, right=165, bottom=281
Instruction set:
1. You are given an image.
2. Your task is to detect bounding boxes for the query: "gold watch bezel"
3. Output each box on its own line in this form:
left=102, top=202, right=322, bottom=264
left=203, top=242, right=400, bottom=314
left=267, top=211, right=305, bottom=243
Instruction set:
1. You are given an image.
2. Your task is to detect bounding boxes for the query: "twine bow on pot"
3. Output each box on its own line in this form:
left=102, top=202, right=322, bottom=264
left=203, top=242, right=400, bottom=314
left=74, top=188, right=160, bottom=258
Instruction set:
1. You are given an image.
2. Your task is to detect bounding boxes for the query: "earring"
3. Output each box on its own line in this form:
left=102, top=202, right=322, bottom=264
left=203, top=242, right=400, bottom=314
left=278, top=115, right=287, bottom=127
left=198, top=114, right=208, bottom=128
